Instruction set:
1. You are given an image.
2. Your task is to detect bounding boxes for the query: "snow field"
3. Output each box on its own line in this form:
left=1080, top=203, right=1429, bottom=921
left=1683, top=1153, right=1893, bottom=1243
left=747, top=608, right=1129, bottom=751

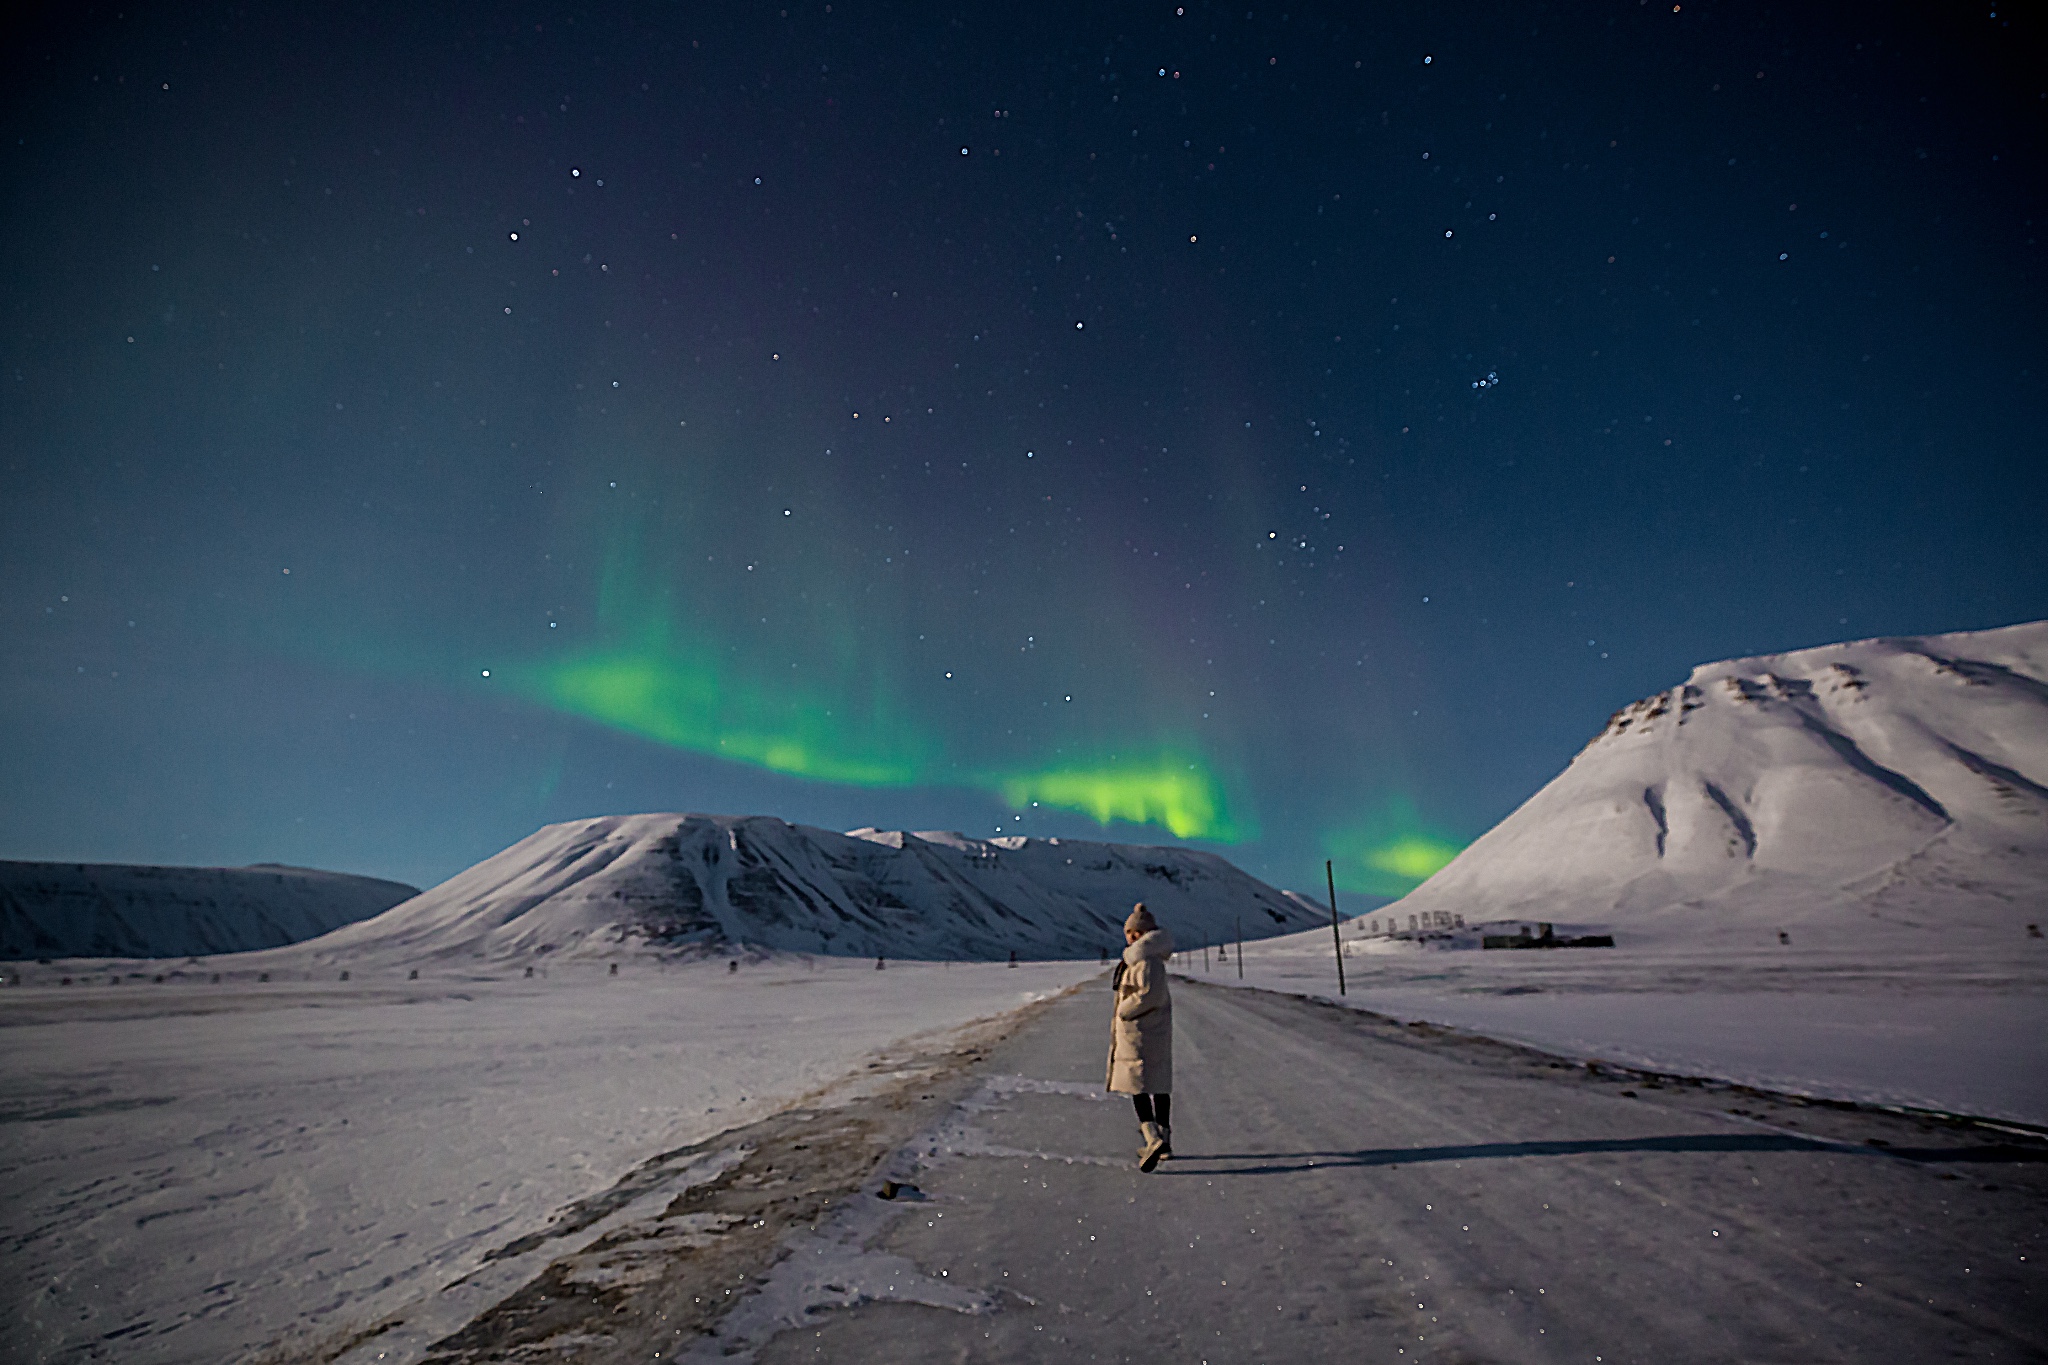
left=0, top=957, right=1097, bottom=1365
left=1199, top=932, right=2048, bottom=1126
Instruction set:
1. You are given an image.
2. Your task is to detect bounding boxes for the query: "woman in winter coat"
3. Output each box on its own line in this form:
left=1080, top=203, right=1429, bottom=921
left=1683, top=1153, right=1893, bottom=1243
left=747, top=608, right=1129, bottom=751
left=1106, top=902, right=1174, bottom=1172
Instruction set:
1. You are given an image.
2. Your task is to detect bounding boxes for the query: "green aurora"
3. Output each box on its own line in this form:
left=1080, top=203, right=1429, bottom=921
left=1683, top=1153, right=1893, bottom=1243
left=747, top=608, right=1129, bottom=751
left=503, top=640, right=1241, bottom=841
left=1323, top=798, right=1466, bottom=898
left=521, top=643, right=928, bottom=788
left=209, top=415, right=1449, bottom=881
left=993, top=756, right=1233, bottom=842
left=443, top=402, right=1446, bottom=876
left=472, top=447, right=1261, bottom=845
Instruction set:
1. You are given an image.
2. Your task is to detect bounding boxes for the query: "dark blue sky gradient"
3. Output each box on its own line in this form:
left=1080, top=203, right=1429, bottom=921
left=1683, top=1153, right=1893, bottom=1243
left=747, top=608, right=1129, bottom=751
left=3, top=2, right=2041, bottom=896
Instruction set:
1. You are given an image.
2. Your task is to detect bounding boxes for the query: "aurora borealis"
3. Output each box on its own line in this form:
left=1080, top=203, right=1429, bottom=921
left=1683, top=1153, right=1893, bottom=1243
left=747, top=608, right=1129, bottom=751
left=3, top=3, right=2042, bottom=901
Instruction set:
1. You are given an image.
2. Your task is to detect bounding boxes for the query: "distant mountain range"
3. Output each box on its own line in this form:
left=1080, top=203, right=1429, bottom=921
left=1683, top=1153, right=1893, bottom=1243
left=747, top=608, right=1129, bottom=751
left=0, top=862, right=419, bottom=961
left=275, top=815, right=1324, bottom=965
left=1389, top=620, right=2048, bottom=949
left=30, top=622, right=2038, bottom=969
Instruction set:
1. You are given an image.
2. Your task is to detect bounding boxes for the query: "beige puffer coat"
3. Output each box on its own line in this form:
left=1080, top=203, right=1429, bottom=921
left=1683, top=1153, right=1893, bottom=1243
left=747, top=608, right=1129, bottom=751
left=1105, top=928, right=1174, bottom=1095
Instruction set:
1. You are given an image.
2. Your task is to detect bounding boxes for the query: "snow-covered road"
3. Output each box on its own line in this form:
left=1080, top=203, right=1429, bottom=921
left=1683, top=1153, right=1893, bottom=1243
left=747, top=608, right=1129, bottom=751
left=741, top=977, right=2045, bottom=1363
left=8, top=966, right=2042, bottom=1363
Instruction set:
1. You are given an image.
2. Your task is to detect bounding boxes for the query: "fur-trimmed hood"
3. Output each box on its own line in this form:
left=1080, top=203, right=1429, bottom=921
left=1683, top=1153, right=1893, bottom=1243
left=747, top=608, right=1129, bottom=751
left=1122, top=927, right=1174, bottom=965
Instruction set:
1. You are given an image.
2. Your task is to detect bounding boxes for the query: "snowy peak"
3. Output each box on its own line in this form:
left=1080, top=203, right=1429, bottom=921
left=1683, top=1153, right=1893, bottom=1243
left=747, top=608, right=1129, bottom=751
left=1397, top=621, right=2048, bottom=943
left=293, top=813, right=1321, bottom=965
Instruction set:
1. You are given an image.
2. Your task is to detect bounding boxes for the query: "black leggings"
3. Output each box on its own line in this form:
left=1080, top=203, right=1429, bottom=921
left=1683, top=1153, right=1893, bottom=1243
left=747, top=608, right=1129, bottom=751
left=1131, top=1093, right=1172, bottom=1126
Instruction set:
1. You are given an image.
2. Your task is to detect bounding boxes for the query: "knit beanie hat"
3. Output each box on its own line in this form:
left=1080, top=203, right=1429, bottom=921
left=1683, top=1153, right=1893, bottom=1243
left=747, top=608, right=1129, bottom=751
left=1124, top=903, right=1157, bottom=935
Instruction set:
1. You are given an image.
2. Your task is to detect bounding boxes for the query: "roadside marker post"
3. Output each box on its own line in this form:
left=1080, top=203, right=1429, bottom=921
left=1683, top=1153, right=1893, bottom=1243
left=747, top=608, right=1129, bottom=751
left=1236, top=915, right=1243, bottom=979
left=1325, top=860, right=1347, bottom=996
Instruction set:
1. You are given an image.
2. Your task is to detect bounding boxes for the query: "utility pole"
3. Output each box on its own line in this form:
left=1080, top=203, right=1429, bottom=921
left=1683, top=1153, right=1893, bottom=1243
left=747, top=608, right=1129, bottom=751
left=1236, top=915, right=1243, bottom=979
left=1325, top=860, right=1347, bottom=997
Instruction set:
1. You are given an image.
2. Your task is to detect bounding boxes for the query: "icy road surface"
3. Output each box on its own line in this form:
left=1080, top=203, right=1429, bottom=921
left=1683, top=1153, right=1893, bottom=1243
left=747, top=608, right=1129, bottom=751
left=744, top=977, right=2044, bottom=1364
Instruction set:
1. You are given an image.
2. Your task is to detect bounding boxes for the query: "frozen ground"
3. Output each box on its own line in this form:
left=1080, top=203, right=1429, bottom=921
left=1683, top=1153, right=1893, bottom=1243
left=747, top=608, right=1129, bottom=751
left=6, top=947, right=2041, bottom=1364
left=1200, top=930, right=2048, bottom=1126
left=0, top=957, right=1096, bottom=1365
left=381, top=977, right=2047, bottom=1362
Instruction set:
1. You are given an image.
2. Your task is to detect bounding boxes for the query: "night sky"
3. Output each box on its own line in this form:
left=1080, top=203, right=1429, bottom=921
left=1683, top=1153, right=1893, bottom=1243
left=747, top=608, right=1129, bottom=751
left=4, top=3, right=2042, bottom=901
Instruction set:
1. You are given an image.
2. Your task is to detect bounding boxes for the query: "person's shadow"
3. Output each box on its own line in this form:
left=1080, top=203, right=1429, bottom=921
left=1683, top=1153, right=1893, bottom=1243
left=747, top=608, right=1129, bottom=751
left=1160, top=1133, right=2046, bottom=1176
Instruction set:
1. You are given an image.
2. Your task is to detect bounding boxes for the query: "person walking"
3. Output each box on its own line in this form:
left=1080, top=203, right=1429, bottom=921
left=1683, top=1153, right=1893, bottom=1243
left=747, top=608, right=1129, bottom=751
left=1106, top=902, right=1175, bottom=1172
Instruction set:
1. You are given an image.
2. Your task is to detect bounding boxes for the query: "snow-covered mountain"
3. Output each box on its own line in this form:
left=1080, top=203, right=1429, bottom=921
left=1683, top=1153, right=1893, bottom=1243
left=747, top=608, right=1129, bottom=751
left=282, top=815, right=1323, bottom=965
left=0, top=862, right=420, bottom=960
left=1390, top=621, right=2048, bottom=949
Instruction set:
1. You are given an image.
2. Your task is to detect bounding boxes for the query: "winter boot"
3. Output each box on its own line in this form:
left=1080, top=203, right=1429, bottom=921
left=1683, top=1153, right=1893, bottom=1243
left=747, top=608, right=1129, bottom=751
left=1138, top=1121, right=1167, bottom=1173
left=1158, top=1124, right=1173, bottom=1160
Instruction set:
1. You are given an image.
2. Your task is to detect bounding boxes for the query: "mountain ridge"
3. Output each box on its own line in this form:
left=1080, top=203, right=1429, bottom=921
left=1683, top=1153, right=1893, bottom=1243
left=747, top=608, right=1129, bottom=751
left=271, top=813, right=1325, bottom=965
left=0, top=862, right=420, bottom=961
